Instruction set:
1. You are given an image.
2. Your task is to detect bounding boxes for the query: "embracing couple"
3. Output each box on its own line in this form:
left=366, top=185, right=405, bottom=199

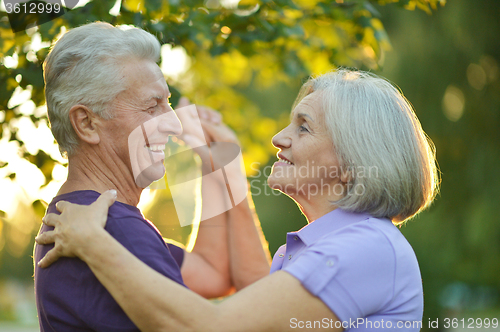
left=34, top=22, right=438, bottom=332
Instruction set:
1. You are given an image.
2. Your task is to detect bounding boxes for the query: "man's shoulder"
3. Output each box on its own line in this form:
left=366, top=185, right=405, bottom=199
left=49, top=190, right=101, bottom=206
left=105, top=201, right=163, bottom=244
left=44, top=190, right=167, bottom=260
left=49, top=190, right=155, bottom=235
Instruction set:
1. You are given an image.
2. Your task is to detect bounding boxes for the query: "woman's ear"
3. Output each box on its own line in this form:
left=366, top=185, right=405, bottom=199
left=69, top=105, right=101, bottom=145
left=340, top=166, right=353, bottom=184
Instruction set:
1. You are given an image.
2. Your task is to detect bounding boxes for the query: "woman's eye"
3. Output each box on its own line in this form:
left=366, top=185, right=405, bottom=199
left=299, top=125, right=309, bottom=133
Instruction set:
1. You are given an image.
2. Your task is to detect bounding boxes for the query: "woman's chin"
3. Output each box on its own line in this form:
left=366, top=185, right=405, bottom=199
left=267, top=179, right=295, bottom=197
left=266, top=176, right=280, bottom=190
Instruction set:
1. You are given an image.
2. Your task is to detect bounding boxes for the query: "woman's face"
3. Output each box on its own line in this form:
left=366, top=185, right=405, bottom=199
left=268, top=92, right=343, bottom=200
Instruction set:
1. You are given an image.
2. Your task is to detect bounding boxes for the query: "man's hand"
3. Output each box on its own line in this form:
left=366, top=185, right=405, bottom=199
left=35, top=190, right=117, bottom=268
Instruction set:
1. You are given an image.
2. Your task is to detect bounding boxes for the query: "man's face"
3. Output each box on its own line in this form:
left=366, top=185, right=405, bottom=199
left=99, top=59, right=182, bottom=188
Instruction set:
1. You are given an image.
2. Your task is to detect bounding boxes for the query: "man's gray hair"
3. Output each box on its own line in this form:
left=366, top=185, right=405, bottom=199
left=43, top=22, right=161, bottom=156
left=294, top=69, right=439, bottom=224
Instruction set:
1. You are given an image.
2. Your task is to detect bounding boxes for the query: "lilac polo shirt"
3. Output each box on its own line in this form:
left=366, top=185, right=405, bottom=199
left=34, top=190, right=185, bottom=332
left=271, top=209, right=423, bottom=331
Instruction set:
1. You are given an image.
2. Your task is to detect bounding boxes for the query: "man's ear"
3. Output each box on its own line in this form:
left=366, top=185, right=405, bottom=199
left=69, top=105, right=101, bottom=145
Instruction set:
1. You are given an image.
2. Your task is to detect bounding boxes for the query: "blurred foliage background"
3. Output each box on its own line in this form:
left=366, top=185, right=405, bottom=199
left=1, top=0, right=499, bottom=329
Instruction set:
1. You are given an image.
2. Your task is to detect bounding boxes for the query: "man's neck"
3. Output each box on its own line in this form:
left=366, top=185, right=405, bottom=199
left=58, top=151, right=142, bottom=206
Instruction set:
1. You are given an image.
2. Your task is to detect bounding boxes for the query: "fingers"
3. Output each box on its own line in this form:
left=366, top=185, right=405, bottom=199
left=95, top=189, right=117, bottom=209
left=86, top=190, right=117, bottom=228
left=37, top=248, right=62, bottom=268
left=176, top=98, right=222, bottom=125
left=42, top=213, right=58, bottom=227
left=176, top=97, right=190, bottom=109
left=35, top=231, right=63, bottom=268
left=202, top=121, right=240, bottom=145
left=181, top=134, right=205, bottom=148
left=197, top=106, right=221, bottom=124
left=55, top=200, right=71, bottom=213
left=35, top=230, right=56, bottom=245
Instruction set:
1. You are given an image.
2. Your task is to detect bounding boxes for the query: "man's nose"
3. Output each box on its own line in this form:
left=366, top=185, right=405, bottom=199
left=157, top=109, right=182, bottom=136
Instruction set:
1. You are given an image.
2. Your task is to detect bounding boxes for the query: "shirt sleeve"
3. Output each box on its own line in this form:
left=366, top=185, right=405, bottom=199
left=283, top=222, right=396, bottom=323
left=270, top=244, right=287, bottom=273
left=106, top=216, right=185, bottom=283
left=167, top=243, right=185, bottom=268
left=84, top=215, right=185, bottom=331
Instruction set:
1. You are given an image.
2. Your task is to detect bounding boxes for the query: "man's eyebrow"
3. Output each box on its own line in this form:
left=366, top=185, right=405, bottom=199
left=144, top=95, right=163, bottom=104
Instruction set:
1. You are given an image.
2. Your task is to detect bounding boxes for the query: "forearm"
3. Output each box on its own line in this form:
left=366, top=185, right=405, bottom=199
left=183, top=175, right=232, bottom=297
left=79, top=229, right=218, bottom=332
left=228, top=191, right=271, bottom=289
left=192, top=174, right=229, bottom=264
left=78, top=235, right=337, bottom=332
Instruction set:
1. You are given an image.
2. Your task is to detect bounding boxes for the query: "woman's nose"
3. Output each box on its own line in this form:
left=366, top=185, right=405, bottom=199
left=272, top=127, right=292, bottom=149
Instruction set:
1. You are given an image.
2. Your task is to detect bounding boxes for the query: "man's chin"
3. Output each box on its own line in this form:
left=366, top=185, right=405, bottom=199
left=134, top=163, right=165, bottom=188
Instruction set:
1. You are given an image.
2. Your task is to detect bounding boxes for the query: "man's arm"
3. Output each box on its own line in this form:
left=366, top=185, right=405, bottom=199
left=179, top=173, right=233, bottom=298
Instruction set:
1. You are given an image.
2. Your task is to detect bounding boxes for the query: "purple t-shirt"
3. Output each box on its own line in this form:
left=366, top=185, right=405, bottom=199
left=34, top=190, right=185, bottom=332
left=271, top=209, right=423, bottom=331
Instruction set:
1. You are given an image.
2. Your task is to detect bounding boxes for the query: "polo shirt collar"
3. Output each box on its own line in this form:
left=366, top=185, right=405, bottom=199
left=294, top=208, right=372, bottom=246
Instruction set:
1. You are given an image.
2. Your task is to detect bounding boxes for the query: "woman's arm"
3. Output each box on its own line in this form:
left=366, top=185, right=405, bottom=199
left=167, top=100, right=270, bottom=296
left=226, top=188, right=271, bottom=289
left=37, top=201, right=340, bottom=331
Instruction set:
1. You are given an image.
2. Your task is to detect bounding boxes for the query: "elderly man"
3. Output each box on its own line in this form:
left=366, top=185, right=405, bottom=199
left=34, top=22, right=270, bottom=331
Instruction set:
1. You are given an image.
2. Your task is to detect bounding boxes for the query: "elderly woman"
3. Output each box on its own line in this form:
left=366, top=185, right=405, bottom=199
left=37, top=69, right=438, bottom=331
